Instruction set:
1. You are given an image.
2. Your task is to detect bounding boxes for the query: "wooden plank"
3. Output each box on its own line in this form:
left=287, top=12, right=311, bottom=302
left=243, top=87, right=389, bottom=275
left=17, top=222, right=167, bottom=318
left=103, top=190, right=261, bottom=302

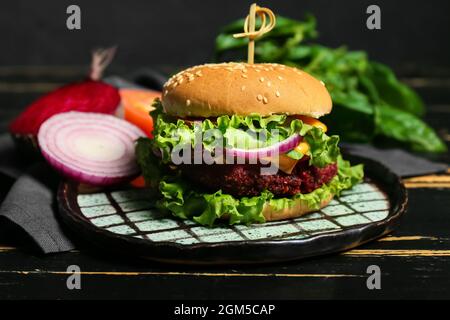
left=0, top=82, right=61, bottom=93
left=401, top=77, right=450, bottom=88
left=0, top=234, right=447, bottom=252
left=403, top=172, right=450, bottom=188
left=0, top=246, right=16, bottom=252
left=1, top=254, right=449, bottom=299
left=378, top=236, right=439, bottom=241
left=0, top=66, right=86, bottom=77
left=343, top=249, right=450, bottom=257
left=405, top=182, right=450, bottom=188
left=0, top=246, right=449, bottom=299
left=0, top=270, right=364, bottom=278
left=404, top=175, right=450, bottom=183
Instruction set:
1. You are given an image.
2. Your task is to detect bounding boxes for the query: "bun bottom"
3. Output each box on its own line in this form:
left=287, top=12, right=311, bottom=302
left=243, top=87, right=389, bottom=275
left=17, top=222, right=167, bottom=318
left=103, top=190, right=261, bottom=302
left=262, top=194, right=334, bottom=221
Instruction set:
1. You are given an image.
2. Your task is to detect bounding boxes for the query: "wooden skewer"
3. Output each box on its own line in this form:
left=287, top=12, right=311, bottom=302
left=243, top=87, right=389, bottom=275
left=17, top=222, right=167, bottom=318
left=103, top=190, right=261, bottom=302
left=248, top=3, right=257, bottom=64
left=233, top=3, right=276, bottom=64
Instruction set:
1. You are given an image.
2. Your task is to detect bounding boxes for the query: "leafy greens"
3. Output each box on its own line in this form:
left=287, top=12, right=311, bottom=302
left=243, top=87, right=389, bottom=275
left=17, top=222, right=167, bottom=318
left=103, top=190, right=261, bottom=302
left=149, top=99, right=340, bottom=167
left=136, top=136, right=363, bottom=226
left=214, top=15, right=446, bottom=153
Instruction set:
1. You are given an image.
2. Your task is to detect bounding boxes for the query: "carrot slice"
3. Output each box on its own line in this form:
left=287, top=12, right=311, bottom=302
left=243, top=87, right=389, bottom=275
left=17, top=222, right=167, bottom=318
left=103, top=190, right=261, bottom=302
left=120, top=89, right=161, bottom=137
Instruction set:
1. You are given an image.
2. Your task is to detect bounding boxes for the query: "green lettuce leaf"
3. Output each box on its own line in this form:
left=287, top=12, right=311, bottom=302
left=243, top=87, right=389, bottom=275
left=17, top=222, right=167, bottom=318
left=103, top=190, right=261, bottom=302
left=135, top=137, right=165, bottom=189
left=136, top=99, right=364, bottom=226
left=150, top=99, right=341, bottom=167
left=150, top=155, right=363, bottom=226
left=306, top=127, right=340, bottom=167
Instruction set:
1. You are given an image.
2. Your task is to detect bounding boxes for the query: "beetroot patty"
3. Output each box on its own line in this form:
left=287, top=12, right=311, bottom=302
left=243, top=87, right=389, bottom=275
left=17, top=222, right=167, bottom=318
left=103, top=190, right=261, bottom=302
left=181, top=160, right=337, bottom=198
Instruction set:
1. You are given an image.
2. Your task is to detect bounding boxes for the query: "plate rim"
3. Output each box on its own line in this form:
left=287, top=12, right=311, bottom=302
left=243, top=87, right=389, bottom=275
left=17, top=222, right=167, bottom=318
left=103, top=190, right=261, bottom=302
left=58, top=154, right=408, bottom=264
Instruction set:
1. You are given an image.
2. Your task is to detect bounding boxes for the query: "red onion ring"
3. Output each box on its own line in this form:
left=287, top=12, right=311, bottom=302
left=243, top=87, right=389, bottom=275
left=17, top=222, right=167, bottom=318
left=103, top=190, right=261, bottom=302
left=38, top=111, right=146, bottom=186
left=225, top=133, right=301, bottom=160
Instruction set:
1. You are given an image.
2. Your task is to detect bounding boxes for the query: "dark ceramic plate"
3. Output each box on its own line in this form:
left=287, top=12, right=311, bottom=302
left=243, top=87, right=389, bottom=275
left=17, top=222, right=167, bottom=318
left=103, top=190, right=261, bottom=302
left=58, top=155, right=407, bottom=265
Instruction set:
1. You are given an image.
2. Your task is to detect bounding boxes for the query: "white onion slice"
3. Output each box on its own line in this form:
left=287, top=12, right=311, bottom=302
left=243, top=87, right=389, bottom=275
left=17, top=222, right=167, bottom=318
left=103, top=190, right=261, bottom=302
left=225, top=133, right=301, bottom=160
left=38, top=111, right=146, bottom=186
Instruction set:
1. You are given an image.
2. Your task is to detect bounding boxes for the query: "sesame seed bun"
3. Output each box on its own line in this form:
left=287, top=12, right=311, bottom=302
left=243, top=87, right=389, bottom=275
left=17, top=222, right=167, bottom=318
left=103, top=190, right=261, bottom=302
left=261, top=194, right=333, bottom=221
left=162, top=62, right=332, bottom=118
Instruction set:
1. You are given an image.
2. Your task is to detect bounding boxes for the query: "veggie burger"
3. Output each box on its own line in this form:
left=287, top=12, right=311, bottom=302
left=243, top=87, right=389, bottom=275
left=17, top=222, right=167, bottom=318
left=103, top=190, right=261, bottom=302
left=136, top=62, right=363, bottom=226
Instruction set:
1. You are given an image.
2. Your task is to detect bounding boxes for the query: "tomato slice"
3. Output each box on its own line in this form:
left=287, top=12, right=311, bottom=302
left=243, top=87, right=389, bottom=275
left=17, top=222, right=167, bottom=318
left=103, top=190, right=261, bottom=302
left=130, top=175, right=146, bottom=188
left=293, top=115, right=327, bottom=132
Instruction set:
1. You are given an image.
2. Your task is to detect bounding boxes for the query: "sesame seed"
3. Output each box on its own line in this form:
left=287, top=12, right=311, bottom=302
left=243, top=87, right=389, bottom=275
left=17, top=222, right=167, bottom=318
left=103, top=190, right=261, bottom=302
left=257, top=94, right=263, bottom=101
left=267, top=81, right=272, bottom=87
left=276, top=91, right=280, bottom=97
left=255, top=69, right=261, bottom=73
left=278, top=76, right=283, bottom=80
left=186, top=99, right=191, bottom=106
left=259, top=77, right=265, bottom=82
left=242, top=74, right=248, bottom=79
left=241, top=86, right=246, bottom=91
left=320, top=81, right=325, bottom=86
left=242, top=69, right=247, bottom=73
left=196, top=71, right=202, bottom=76
left=263, top=97, right=268, bottom=104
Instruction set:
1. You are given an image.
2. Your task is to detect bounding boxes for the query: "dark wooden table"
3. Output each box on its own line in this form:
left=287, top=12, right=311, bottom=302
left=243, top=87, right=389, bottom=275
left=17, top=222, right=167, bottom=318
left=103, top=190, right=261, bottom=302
left=0, top=67, right=449, bottom=300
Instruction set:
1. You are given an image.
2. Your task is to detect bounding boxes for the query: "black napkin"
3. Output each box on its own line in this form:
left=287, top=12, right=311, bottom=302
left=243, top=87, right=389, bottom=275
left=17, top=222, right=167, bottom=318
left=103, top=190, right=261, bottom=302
left=0, top=134, right=29, bottom=180
left=0, top=159, right=75, bottom=253
left=0, top=72, right=447, bottom=254
left=341, top=143, right=448, bottom=177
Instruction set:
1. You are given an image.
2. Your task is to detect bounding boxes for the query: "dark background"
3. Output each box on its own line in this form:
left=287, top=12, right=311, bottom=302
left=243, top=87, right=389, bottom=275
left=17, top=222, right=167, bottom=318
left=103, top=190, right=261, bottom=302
left=1, top=0, right=450, bottom=76
left=1, top=1, right=450, bottom=300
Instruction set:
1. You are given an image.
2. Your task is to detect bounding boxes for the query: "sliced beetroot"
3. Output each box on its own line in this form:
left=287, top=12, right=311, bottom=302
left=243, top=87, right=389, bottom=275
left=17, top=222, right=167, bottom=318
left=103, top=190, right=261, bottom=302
left=37, top=111, right=146, bottom=186
left=9, top=48, right=120, bottom=137
left=10, top=80, right=120, bottom=136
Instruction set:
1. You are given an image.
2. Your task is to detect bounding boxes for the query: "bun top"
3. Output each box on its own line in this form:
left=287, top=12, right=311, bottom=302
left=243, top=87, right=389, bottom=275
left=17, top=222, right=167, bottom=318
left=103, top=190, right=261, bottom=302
left=162, top=62, right=332, bottom=118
